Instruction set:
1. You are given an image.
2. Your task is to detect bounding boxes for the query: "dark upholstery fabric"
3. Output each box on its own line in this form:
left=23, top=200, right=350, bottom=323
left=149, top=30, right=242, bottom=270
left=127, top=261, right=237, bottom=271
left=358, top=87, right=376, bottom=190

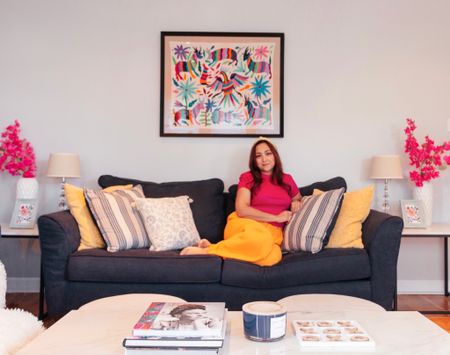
left=225, top=176, right=347, bottom=216
left=98, top=175, right=226, bottom=243
left=299, top=176, right=347, bottom=196
left=38, top=211, right=82, bottom=316
left=221, top=248, right=370, bottom=288
left=67, top=249, right=222, bottom=283
left=362, top=209, right=404, bottom=310
left=60, top=280, right=372, bottom=314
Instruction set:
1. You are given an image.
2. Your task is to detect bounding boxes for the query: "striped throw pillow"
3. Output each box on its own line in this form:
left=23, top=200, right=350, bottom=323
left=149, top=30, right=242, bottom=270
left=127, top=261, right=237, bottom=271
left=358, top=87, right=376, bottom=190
left=84, top=185, right=149, bottom=252
left=282, top=188, right=344, bottom=253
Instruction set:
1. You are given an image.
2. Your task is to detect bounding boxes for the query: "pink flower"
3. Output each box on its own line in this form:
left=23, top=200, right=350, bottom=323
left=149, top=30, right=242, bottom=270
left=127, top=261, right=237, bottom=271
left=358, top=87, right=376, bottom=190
left=0, top=120, right=37, bottom=178
left=404, top=118, right=450, bottom=187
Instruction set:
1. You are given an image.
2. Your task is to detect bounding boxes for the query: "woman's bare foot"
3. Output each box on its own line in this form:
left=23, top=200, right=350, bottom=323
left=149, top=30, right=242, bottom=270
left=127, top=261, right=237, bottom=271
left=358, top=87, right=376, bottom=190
left=180, top=246, right=209, bottom=255
left=197, top=238, right=211, bottom=248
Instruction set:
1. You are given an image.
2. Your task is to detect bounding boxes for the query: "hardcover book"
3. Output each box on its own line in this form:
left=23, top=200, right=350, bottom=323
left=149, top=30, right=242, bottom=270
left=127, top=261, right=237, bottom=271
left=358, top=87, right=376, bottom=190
left=124, top=347, right=220, bottom=354
left=132, top=302, right=226, bottom=338
left=292, top=320, right=376, bottom=348
left=124, top=318, right=227, bottom=348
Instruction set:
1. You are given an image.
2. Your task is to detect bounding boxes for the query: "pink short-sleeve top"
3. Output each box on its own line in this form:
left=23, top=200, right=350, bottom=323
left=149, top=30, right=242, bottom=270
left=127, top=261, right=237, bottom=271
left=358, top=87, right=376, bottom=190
left=237, top=171, right=300, bottom=228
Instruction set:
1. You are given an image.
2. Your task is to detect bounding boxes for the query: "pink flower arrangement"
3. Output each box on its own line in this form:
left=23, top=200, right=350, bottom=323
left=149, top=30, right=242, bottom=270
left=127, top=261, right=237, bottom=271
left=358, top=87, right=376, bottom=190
left=404, top=118, right=450, bottom=187
left=0, top=120, right=37, bottom=178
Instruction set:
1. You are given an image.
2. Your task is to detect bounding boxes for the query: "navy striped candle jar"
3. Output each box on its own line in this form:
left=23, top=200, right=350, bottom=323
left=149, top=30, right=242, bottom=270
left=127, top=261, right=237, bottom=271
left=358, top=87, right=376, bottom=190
left=242, top=301, right=287, bottom=342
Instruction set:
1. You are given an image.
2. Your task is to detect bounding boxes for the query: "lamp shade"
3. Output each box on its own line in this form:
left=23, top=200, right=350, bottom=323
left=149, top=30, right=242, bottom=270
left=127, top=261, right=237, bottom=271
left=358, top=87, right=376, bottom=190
left=47, top=153, right=81, bottom=178
left=369, top=155, right=403, bottom=179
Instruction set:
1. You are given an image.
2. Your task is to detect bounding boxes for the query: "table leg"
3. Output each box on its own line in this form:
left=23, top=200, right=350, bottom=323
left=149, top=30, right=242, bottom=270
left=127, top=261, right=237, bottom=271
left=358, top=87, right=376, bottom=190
left=445, top=237, right=448, bottom=297
left=38, top=259, right=46, bottom=320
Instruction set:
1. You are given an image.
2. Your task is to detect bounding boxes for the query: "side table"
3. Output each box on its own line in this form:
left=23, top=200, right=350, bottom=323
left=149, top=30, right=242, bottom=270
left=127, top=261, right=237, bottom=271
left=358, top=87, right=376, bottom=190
left=396, top=223, right=450, bottom=314
left=0, top=223, right=46, bottom=320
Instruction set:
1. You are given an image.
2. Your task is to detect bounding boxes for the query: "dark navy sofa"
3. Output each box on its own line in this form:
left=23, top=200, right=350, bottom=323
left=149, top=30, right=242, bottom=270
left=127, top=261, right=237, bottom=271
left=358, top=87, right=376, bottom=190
left=38, top=175, right=403, bottom=317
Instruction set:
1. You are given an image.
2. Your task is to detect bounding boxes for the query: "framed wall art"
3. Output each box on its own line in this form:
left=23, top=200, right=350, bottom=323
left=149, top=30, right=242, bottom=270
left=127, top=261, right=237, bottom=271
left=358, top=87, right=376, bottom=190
left=10, top=198, right=38, bottom=229
left=401, top=200, right=426, bottom=228
left=160, top=31, right=284, bottom=137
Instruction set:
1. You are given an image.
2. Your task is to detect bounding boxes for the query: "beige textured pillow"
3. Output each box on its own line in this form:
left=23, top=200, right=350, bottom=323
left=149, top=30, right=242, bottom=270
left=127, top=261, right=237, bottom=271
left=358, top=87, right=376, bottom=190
left=65, top=183, right=132, bottom=250
left=135, top=196, right=200, bottom=251
left=84, top=185, right=149, bottom=252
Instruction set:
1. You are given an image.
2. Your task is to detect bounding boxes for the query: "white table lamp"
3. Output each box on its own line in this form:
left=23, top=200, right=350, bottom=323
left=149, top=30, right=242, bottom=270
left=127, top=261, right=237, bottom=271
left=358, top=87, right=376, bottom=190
left=370, top=155, right=403, bottom=213
left=47, top=153, right=81, bottom=210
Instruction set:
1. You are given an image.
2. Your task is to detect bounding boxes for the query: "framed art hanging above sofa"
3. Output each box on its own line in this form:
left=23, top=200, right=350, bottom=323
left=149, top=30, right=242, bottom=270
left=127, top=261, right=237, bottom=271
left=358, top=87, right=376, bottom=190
left=160, top=31, right=284, bottom=138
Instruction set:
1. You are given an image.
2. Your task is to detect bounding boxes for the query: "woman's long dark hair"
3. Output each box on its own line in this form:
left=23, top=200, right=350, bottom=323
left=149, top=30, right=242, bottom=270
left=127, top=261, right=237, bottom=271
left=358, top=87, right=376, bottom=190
left=249, top=139, right=291, bottom=195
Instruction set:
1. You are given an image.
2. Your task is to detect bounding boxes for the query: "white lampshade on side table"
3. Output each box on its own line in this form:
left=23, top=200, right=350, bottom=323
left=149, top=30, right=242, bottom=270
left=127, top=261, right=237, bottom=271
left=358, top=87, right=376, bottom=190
left=370, top=155, right=403, bottom=213
left=47, top=153, right=81, bottom=210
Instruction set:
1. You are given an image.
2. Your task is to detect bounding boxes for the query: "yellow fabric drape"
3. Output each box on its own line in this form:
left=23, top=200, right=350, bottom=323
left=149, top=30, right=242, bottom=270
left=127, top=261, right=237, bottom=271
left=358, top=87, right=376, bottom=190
left=207, top=212, right=283, bottom=266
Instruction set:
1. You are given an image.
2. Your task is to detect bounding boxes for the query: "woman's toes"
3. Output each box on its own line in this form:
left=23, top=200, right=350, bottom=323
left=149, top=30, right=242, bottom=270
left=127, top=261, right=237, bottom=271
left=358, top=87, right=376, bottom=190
left=197, top=239, right=211, bottom=248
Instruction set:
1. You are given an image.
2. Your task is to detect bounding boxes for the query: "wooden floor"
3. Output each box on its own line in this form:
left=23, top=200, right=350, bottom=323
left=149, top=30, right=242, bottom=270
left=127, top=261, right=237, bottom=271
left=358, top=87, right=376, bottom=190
left=5, top=293, right=450, bottom=332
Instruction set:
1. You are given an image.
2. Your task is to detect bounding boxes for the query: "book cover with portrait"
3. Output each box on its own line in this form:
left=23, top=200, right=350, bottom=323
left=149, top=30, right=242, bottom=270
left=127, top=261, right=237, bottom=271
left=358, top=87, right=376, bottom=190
left=133, top=302, right=226, bottom=337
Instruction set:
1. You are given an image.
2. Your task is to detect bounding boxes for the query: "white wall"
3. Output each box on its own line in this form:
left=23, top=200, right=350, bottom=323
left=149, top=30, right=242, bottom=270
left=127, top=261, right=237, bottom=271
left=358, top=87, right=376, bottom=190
left=1, top=0, right=449, bottom=292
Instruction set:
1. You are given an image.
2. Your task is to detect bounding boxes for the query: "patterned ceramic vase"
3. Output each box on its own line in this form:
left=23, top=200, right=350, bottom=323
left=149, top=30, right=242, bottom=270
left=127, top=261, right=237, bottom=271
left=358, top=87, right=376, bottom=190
left=412, top=181, right=433, bottom=226
left=16, top=177, right=39, bottom=200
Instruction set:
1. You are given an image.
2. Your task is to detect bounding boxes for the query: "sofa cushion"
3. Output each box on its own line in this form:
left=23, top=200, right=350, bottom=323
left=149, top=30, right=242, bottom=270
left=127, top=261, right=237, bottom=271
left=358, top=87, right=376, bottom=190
left=84, top=185, right=149, bottom=252
left=226, top=176, right=347, bottom=217
left=221, top=248, right=370, bottom=289
left=67, top=248, right=222, bottom=283
left=65, top=183, right=133, bottom=251
left=98, top=175, right=226, bottom=244
left=135, top=196, right=200, bottom=251
left=283, top=188, right=344, bottom=253
left=323, top=185, right=374, bottom=249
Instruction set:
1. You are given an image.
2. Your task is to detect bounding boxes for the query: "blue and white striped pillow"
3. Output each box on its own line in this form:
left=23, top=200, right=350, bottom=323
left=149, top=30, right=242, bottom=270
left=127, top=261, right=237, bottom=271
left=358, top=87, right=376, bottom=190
left=85, top=185, right=149, bottom=252
left=282, top=188, right=344, bottom=253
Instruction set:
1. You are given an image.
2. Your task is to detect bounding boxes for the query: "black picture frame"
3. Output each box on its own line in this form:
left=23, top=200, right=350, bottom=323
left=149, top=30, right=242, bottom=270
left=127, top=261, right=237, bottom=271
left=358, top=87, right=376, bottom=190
left=160, top=31, right=284, bottom=137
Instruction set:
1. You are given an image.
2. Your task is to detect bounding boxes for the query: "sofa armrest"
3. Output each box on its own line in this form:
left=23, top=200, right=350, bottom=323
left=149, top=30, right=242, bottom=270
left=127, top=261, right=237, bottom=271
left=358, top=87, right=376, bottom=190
left=38, top=211, right=80, bottom=315
left=362, top=209, right=403, bottom=310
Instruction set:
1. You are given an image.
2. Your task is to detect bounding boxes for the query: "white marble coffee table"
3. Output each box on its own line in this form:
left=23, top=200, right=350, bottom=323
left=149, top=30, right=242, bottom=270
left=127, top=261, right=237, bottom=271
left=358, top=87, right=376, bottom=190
left=277, top=293, right=386, bottom=312
left=17, top=294, right=450, bottom=354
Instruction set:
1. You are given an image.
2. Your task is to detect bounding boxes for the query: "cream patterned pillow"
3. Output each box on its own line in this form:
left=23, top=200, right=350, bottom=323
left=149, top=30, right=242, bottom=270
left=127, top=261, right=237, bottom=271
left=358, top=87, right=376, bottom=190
left=135, top=196, right=200, bottom=251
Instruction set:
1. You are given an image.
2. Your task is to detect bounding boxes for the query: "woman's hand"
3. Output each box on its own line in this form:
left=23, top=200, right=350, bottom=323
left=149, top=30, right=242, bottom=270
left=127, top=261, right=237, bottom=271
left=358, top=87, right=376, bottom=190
left=290, top=199, right=302, bottom=213
left=276, top=210, right=293, bottom=223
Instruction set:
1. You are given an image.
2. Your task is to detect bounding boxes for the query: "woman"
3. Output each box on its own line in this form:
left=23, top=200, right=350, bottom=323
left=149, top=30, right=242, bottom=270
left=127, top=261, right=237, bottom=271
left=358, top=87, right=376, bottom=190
left=181, top=137, right=301, bottom=266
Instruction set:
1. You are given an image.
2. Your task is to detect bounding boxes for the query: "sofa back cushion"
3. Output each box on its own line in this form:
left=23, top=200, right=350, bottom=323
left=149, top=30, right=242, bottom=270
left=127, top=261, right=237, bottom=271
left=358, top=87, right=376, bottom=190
left=98, top=176, right=226, bottom=243
left=226, top=176, right=347, bottom=216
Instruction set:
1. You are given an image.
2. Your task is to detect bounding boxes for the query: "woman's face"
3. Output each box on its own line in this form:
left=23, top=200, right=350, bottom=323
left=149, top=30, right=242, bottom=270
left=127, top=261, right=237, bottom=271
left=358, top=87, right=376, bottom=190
left=180, top=308, right=208, bottom=321
left=255, top=142, right=275, bottom=175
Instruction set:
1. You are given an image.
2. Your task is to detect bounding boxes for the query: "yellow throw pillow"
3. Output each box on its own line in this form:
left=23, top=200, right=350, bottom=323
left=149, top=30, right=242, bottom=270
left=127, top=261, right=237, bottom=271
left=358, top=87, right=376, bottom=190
left=314, top=185, right=374, bottom=248
left=65, top=183, right=133, bottom=250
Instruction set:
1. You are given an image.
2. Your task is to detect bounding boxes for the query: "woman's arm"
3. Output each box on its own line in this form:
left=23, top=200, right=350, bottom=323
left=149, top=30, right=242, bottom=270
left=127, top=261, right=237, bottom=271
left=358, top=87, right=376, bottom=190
left=235, top=187, right=292, bottom=223
left=290, top=192, right=302, bottom=213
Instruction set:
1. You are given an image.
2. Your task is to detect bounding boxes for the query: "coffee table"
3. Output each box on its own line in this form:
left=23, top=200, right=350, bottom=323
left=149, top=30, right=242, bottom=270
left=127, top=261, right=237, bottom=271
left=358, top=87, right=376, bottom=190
left=17, top=294, right=450, bottom=354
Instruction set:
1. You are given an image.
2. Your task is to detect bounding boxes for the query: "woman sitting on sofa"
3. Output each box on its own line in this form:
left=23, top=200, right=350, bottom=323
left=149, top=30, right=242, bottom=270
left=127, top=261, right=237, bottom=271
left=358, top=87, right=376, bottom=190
left=181, top=137, right=302, bottom=266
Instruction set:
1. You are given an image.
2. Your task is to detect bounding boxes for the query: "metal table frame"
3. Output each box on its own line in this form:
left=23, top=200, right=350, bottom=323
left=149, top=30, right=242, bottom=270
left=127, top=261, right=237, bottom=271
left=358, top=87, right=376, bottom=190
left=396, top=225, right=449, bottom=314
left=0, top=223, right=46, bottom=320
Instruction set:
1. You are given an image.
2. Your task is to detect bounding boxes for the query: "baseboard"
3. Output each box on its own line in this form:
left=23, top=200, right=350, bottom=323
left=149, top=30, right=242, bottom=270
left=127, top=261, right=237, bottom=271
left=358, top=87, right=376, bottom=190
left=397, top=280, right=446, bottom=294
left=7, top=277, right=40, bottom=292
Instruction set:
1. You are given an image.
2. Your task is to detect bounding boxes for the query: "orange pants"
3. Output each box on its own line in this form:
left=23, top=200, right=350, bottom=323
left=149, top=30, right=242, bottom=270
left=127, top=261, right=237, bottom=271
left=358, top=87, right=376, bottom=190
left=207, top=212, right=283, bottom=266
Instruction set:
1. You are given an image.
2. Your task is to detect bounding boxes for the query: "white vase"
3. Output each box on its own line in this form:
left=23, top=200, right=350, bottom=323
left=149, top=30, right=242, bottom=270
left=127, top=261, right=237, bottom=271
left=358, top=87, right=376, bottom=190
left=16, top=177, right=39, bottom=200
left=412, top=181, right=433, bottom=226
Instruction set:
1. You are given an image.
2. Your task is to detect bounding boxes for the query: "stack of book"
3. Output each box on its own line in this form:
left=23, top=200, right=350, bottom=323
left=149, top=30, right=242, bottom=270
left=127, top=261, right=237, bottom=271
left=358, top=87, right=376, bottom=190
left=123, top=302, right=227, bottom=354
